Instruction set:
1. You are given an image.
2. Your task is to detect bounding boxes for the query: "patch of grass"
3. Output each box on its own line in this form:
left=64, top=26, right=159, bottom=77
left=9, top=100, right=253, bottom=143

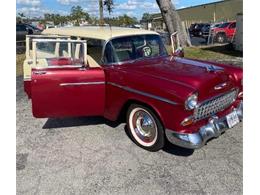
left=166, top=44, right=242, bottom=61
left=184, top=45, right=242, bottom=61
left=16, top=54, right=25, bottom=76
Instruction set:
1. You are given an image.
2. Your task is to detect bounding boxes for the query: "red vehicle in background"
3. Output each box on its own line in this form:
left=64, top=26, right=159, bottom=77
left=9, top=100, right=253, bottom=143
left=212, top=21, right=236, bottom=43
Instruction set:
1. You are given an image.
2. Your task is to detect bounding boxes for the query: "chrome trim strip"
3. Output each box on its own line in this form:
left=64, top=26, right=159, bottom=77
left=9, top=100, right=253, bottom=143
left=107, top=82, right=178, bottom=105
left=214, top=82, right=227, bottom=90
left=35, top=65, right=83, bottom=70
left=32, top=39, right=87, bottom=43
left=60, top=81, right=105, bottom=86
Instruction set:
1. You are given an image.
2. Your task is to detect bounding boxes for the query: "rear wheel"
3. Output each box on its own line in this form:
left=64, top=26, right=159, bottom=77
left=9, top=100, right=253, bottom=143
left=126, top=104, right=165, bottom=151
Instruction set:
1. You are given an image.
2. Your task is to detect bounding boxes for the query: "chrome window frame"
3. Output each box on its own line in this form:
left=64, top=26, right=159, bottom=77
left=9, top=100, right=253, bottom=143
left=31, top=39, right=88, bottom=68
left=26, top=35, right=71, bottom=59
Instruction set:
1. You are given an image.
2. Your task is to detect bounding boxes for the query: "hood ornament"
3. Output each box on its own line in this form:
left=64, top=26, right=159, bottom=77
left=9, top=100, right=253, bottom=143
left=175, top=58, right=224, bottom=72
left=206, top=65, right=224, bottom=72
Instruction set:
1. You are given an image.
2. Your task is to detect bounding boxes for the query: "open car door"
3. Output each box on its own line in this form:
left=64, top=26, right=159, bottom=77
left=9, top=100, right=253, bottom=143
left=30, top=38, right=105, bottom=118
left=23, top=35, right=71, bottom=98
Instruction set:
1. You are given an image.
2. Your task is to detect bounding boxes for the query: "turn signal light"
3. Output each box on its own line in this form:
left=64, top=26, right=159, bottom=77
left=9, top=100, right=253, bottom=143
left=181, top=116, right=194, bottom=126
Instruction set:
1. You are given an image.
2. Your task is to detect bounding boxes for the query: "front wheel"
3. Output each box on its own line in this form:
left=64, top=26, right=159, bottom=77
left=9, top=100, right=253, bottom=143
left=126, top=104, right=165, bottom=151
left=216, top=33, right=227, bottom=43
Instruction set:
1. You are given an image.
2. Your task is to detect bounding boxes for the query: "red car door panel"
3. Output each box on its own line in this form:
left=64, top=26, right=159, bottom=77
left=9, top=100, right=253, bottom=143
left=31, top=67, right=105, bottom=118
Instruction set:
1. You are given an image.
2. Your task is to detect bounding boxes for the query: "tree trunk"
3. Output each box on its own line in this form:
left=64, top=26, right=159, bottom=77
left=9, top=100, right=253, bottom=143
left=156, top=0, right=191, bottom=47
left=99, top=0, right=104, bottom=25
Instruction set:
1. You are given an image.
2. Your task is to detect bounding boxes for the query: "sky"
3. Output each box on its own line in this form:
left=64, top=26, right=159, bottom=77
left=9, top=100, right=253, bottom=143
left=16, top=0, right=222, bottom=19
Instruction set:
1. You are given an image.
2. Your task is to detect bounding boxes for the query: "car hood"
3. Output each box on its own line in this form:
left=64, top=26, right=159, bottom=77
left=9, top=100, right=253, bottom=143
left=116, top=56, right=236, bottom=102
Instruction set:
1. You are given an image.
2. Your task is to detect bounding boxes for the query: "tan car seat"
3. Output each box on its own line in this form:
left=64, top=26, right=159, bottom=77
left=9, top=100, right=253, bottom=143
left=87, top=55, right=100, bottom=68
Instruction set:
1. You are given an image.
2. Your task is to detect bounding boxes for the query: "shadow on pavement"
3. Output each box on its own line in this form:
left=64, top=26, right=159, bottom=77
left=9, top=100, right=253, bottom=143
left=201, top=44, right=243, bottom=57
left=162, top=141, right=194, bottom=156
left=42, top=115, right=194, bottom=157
left=124, top=125, right=194, bottom=156
left=43, top=116, right=121, bottom=129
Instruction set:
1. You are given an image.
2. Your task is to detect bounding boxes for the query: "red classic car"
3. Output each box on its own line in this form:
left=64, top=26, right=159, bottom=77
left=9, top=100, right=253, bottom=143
left=23, top=27, right=243, bottom=151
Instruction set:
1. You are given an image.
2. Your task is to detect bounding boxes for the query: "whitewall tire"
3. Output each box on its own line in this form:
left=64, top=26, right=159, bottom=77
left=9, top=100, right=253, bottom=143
left=126, top=104, right=165, bottom=151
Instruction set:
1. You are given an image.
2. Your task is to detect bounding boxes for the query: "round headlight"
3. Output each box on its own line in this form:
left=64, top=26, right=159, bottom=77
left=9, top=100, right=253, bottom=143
left=185, top=93, right=198, bottom=110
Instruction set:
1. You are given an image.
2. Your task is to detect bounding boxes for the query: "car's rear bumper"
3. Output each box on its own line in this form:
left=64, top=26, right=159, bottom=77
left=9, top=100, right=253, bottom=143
left=165, top=101, right=243, bottom=149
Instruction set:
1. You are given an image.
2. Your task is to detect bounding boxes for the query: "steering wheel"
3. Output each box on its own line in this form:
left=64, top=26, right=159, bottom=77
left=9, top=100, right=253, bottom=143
left=137, top=45, right=153, bottom=58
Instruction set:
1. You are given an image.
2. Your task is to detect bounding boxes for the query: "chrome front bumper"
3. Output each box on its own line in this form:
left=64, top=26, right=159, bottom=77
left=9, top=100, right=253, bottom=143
left=165, top=101, right=243, bottom=149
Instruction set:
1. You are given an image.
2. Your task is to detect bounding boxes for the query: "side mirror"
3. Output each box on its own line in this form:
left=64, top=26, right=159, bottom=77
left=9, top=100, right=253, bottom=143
left=172, top=47, right=184, bottom=58
left=170, top=32, right=184, bottom=58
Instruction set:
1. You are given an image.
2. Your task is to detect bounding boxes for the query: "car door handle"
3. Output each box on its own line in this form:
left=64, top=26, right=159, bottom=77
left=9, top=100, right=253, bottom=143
left=34, top=71, right=47, bottom=75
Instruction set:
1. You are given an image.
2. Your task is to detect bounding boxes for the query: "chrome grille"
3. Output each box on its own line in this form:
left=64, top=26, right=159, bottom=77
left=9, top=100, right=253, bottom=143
left=194, top=90, right=238, bottom=121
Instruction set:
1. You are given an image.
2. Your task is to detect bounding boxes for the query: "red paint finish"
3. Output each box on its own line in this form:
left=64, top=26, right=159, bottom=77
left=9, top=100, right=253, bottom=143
left=24, top=80, right=31, bottom=98
left=213, top=21, right=236, bottom=40
left=28, top=55, right=242, bottom=134
left=103, top=56, right=242, bottom=133
left=31, top=67, right=105, bottom=118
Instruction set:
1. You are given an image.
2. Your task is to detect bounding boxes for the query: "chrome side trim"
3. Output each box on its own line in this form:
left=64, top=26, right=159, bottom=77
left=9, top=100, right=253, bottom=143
left=60, top=81, right=105, bottom=86
left=165, top=101, right=243, bottom=149
left=35, top=65, right=83, bottom=69
left=107, top=82, right=178, bottom=105
left=24, top=78, right=32, bottom=81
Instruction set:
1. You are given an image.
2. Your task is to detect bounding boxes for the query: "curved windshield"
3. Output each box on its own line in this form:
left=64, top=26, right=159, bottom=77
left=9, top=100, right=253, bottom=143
left=104, top=34, right=168, bottom=64
left=219, top=22, right=230, bottom=28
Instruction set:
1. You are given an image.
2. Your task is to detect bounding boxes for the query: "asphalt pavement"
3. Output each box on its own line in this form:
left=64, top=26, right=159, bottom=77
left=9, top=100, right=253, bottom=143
left=190, top=36, right=208, bottom=46
left=16, top=75, right=243, bottom=195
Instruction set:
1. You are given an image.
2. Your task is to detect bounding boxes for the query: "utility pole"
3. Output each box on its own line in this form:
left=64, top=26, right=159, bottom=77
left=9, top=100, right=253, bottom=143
left=99, top=0, right=104, bottom=25
left=213, top=4, right=216, bottom=22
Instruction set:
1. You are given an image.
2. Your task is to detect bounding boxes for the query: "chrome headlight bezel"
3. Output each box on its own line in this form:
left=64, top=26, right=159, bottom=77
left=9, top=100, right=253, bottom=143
left=185, top=93, right=198, bottom=110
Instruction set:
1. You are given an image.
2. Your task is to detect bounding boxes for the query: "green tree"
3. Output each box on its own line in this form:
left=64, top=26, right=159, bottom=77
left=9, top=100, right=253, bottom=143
left=17, top=12, right=26, bottom=23
left=70, top=6, right=89, bottom=26
left=141, top=13, right=151, bottom=22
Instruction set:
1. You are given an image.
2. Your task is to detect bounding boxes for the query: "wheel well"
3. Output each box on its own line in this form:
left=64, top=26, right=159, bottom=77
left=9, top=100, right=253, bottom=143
left=216, top=32, right=226, bottom=37
left=118, top=99, right=164, bottom=128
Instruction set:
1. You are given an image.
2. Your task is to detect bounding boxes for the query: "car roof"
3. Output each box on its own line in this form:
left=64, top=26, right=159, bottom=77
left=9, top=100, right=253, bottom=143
left=42, top=26, right=159, bottom=41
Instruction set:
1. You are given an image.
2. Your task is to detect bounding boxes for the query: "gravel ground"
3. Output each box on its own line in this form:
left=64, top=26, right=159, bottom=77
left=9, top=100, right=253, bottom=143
left=16, top=70, right=243, bottom=195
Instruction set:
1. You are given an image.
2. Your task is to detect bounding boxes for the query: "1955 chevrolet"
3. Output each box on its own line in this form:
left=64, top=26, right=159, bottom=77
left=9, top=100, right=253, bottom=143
left=23, top=26, right=243, bottom=151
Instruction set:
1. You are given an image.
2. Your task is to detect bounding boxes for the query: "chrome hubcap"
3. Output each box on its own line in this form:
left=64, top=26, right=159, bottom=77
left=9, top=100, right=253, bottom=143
left=132, top=110, right=157, bottom=143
